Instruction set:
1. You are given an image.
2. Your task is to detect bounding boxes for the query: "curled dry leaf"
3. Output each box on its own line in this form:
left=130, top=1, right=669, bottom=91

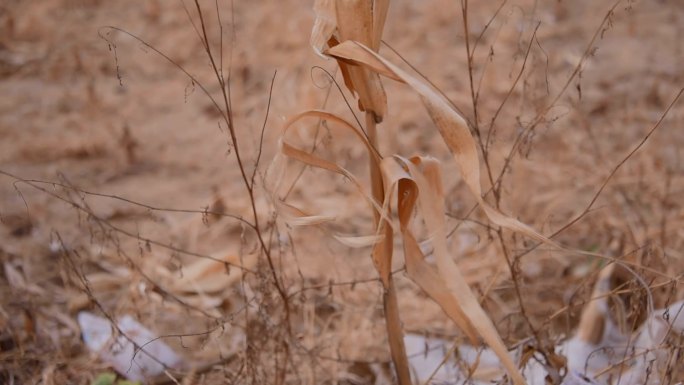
left=326, top=40, right=558, bottom=247
left=3, top=261, right=46, bottom=296
left=312, top=0, right=388, bottom=120
left=268, top=110, right=391, bottom=254
left=276, top=200, right=337, bottom=227
left=333, top=234, right=385, bottom=248
left=155, top=251, right=256, bottom=295
left=311, top=0, right=389, bottom=55
left=269, top=113, right=525, bottom=383
left=385, top=155, right=524, bottom=384
left=311, top=0, right=337, bottom=58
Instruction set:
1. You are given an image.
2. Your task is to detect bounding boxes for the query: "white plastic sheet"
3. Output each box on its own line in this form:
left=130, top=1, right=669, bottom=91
left=404, top=309, right=684, bottom=385
left=78, top=311, right=181, bottom=382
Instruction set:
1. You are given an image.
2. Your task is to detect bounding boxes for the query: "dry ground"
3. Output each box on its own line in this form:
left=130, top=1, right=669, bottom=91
left=1, top=0, right=684, bottom=384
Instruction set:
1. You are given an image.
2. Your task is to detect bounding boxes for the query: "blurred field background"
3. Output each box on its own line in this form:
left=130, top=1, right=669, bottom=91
left=1, top=0, right=684, bottom=384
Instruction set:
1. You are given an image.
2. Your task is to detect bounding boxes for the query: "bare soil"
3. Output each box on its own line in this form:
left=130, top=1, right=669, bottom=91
left=1, top=0, right=683, bottom=384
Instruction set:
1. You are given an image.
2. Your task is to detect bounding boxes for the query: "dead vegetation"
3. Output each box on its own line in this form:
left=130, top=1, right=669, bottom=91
left=1, top=1, right=684, bottom=384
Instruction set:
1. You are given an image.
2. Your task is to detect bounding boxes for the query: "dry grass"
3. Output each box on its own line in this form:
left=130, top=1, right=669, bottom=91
left=1, top=0, right=684, bottom=384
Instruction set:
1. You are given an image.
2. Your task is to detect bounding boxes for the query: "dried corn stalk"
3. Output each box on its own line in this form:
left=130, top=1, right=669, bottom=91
left=270, top=110, right=525, bottom=382
left=310, top=1, right=412, bottom=384
left=278, top=2, right=589, bottom=384
left=269, top=3, right=677, bottom=385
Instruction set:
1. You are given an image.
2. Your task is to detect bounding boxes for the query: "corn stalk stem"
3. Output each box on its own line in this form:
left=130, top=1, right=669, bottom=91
left=366, top=112, right=412, bottom=385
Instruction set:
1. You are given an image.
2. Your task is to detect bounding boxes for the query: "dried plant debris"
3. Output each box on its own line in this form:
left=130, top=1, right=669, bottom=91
left=1, top=1, right=683, bottom=384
